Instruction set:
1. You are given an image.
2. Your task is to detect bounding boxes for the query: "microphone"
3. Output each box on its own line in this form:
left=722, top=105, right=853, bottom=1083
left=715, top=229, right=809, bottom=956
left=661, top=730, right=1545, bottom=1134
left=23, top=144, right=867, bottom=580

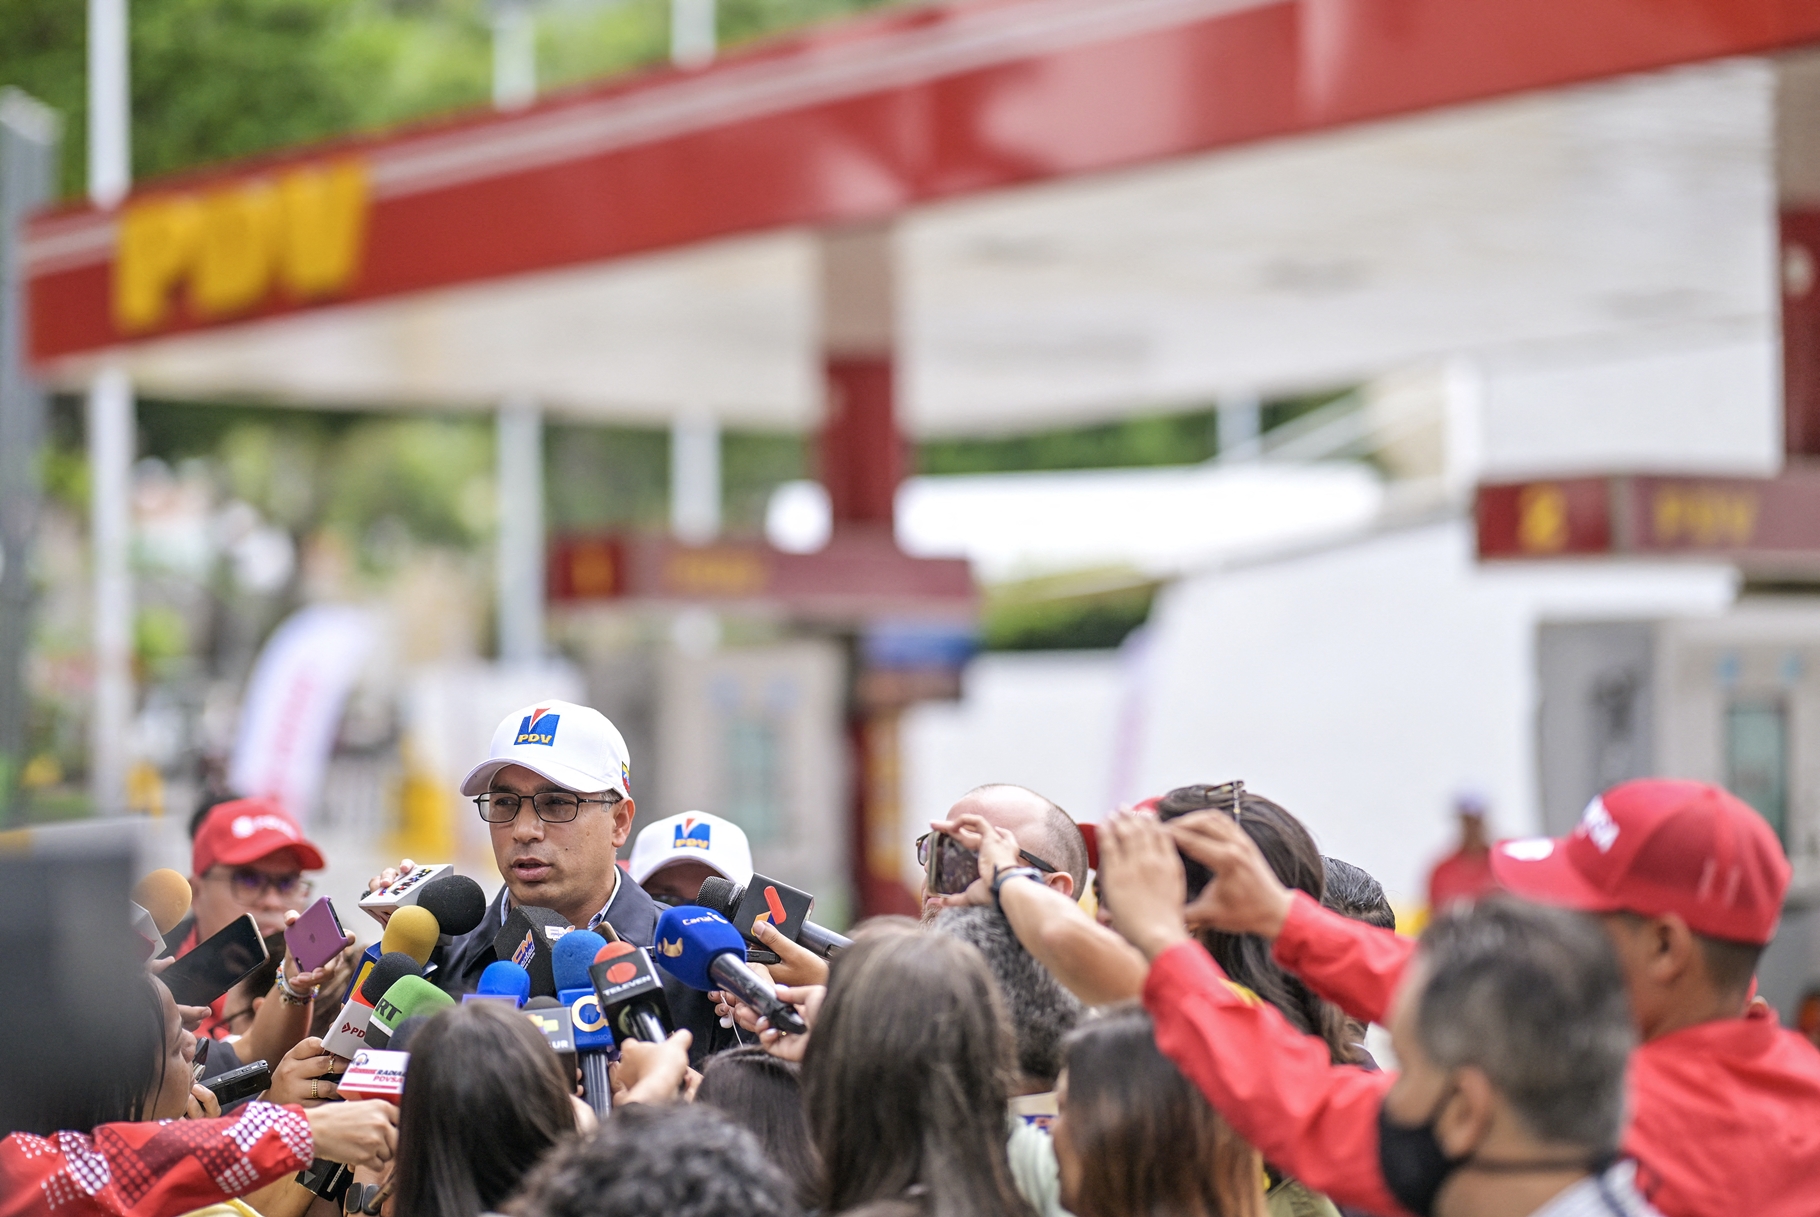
left=132, top=869, right=192, bottom=955
left=416, top=874, right=487, bottom=938
left=552, top=931, right=613, bottom=1116
left=472, top=961, right=532, bottom=1006
left=492, top=906, right=569, bottom=998
left=322, top=951, right=420, bottom=1058
left=366, top=975, right=454, bottom=1050
left=653, top=906, right=806, bottom=1035
left=696, top=875, right=852, bottom=958
left=344, top=904, right=441, bottom=1004
left=524, top=996, right=579, bottom=1092
left=589, top=940, right=673, bottom=1046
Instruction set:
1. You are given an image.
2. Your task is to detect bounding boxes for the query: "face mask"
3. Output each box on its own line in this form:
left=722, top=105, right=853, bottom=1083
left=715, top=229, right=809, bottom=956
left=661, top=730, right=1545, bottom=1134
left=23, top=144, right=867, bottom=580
left=1377, top=1084, right=1467, bottom=1217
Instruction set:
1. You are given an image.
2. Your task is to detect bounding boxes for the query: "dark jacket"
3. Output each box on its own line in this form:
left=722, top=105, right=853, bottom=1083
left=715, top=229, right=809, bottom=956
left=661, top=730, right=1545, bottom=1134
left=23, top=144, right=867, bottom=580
left=434, top=873, right=740, bottom=1065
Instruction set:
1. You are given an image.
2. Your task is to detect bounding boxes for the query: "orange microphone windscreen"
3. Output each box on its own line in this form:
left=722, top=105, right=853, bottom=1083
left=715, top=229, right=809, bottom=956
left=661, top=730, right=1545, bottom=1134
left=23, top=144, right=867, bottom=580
left=132, top=868, right=193, bottom=935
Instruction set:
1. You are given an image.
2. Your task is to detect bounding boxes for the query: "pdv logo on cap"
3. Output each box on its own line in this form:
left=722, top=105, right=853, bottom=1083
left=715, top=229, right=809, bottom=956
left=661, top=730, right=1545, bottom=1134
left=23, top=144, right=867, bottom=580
left=674, top=817, right=712, bottom=851
left=515, top=707, right=560, bottom=746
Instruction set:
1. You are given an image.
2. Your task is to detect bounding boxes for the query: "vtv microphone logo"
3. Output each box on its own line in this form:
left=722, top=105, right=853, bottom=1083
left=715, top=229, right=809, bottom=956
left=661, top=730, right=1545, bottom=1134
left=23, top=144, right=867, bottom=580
left=515, top=706, right=560, bottom=746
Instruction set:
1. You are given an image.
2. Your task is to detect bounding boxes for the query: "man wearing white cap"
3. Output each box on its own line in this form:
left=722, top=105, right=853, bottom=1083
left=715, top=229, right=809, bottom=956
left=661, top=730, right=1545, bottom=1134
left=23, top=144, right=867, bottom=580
left=366, top=699, right=741, bottom=1061
left=629, top=811, right=754, bottom=908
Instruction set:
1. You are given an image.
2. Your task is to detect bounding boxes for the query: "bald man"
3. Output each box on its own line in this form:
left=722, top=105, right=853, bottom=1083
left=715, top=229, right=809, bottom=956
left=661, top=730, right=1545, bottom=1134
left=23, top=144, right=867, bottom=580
left=922, top=784, right=1088, bottom=920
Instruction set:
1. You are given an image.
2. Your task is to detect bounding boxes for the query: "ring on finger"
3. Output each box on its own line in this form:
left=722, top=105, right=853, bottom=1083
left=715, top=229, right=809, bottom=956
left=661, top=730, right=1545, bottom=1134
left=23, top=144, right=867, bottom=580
left=310, top=1079, right=319, bottom=1100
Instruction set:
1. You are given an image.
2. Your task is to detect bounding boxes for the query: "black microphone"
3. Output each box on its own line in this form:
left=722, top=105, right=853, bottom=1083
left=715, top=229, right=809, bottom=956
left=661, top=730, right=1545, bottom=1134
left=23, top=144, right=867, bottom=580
left=589, top=941, right=674, bottom=1045
left=417, top=874, right=488, bottom=938
left=492, top=906, right=569, bottom=997
left=653, top=906, right=806, bottom=1035
left=697, top=875, right=852, bottom=958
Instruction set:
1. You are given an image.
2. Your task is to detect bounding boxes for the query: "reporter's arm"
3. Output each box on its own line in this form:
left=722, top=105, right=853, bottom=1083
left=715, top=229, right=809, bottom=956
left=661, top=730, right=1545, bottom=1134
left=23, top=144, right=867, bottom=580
left=235, top=916, right=356, bottom=1072
left=996, top=876, right=1148, bottom=1006
left=1270, top=891, right=1416, bottom=1027
left=0, top=1102, right=315, bottom=1217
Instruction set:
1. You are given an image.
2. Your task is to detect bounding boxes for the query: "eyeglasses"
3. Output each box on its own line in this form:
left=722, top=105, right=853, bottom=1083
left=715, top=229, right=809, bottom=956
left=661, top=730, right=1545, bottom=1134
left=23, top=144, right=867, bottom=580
left=475, top=791, right=620, bottom=824
left=914, top=832, right=1059, bottom=875
left=211, top=867, right=312, bottom=905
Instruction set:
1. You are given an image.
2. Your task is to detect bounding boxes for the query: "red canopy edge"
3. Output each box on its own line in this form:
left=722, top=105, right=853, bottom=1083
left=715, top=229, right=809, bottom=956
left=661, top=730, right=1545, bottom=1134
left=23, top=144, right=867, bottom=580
left=27, top=0, right=1820, bottom=365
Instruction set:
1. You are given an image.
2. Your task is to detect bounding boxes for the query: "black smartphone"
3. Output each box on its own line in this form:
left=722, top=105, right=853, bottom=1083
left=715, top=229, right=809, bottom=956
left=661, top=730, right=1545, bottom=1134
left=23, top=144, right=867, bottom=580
left=202, top=1059, right=272, bottom=1106
left=930, top=833, right=982, bottom=896
left=161, top=913, right=270, bottom=1007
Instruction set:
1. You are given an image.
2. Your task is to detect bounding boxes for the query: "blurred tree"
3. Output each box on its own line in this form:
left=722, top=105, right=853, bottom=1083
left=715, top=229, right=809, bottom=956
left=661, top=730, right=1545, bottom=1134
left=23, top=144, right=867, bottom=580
left=0, top=0, right=903, bottom=201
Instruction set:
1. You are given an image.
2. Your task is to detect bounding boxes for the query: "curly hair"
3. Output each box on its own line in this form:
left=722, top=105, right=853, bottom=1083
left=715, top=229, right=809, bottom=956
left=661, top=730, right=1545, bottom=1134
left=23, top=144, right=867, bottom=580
left=509, top=1104, right=802, bottom=1217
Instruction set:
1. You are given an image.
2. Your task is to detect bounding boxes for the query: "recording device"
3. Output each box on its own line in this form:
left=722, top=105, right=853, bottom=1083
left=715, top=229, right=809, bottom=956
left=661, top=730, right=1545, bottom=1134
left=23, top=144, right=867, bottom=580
left=927, top=832, right=987, bottom=898
left=653, top=906, right=806, bottom=1035
left=414, top=874, right=488, bottom=938
left=297, top=1159, right=355, bottom=1204
left=492, top=905, right=570, bottom=998
left=357, top=863, right=454, bottom=922
left=344, top=904, right=441, bottom=1004
left=553, top=931, right=614, bottom=1115
left=129, top=902, right=163, bottom=959
left=365, top=975, right=453, bottom=1050
left=696, top=875, right=852, bottom=958
left=286, top=897, right=348, bottom=973
left=1154, top=783, right=1244, bottom=899
left=202, top=1058, right=272, bottom=1106
left=473, top=961, right=532, bottom=1006
left=589, top=940, right=674, bottom=1045
left=161, top=914, right=269, bottom=1007
left=322, top=951, right=421, bottom=1058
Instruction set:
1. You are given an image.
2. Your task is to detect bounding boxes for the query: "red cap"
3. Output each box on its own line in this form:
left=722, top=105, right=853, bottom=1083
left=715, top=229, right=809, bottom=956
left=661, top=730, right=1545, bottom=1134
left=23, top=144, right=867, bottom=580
left=1490, top=780, right=1790, bottom=946
left=192, top=796, right=325, bottom=875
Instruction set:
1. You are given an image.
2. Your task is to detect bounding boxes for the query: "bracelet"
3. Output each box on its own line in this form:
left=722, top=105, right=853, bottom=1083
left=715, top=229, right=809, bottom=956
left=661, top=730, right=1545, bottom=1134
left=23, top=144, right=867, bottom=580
left=989, top=866, right=1043, bottom=914
left=275, top=969, right=315, bottom=1006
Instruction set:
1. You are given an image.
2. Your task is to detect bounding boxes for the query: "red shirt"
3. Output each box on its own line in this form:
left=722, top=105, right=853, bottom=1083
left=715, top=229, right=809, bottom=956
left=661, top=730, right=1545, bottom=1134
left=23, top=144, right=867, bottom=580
left=1426, top=847, right=1497, bottom=910
left=0, top=1102, right=311, bottom=1217
left=1147, top=891, right=1820, bottom=1217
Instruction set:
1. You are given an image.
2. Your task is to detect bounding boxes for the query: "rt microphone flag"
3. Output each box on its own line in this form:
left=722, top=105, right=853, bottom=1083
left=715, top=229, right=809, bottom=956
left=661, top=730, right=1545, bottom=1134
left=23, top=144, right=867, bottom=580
left=653, top=905, right=806, bottom=1035
left=366, top=975, right=454, bottom=1050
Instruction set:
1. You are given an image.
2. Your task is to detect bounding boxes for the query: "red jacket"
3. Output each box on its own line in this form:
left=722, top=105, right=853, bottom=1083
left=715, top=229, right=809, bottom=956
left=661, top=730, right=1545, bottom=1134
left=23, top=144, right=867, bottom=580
left=1146, top=891, right=1820, bottom=1217
left=0, top=1102, right=312, bottom=1217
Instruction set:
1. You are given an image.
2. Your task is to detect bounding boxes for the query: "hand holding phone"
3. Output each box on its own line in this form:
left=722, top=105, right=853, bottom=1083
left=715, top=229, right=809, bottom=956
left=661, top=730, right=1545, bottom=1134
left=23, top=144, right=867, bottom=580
left=160, top=914, right=269, bottom=1007
left=287, top=898, right=349, bottom=974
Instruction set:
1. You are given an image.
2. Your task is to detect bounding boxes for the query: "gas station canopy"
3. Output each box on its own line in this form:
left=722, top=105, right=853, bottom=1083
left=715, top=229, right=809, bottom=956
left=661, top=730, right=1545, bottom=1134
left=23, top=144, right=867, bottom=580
left=24, top=0, right=1820, bottom=433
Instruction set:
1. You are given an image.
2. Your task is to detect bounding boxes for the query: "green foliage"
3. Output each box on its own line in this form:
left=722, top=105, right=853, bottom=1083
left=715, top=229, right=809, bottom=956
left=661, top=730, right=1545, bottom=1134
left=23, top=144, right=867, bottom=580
left=545, top=422, right=670, bottom=532
left=981, top=570, right=1157, bottom=652
left=0, top=0, right=905, bottom=201
left=919, top=410, right=1221, bottom=476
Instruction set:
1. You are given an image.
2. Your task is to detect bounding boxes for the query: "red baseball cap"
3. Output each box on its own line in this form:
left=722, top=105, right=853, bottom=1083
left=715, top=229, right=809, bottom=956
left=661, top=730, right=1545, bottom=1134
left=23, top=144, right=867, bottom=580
left=192, top=796, right=326, bottom=875
left=1490, top=780, right=1790, bottom=946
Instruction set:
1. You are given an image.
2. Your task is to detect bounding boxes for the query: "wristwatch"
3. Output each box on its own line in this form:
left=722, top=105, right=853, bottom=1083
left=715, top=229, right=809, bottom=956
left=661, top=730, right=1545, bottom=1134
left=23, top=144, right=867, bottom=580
left=989, top=866, right=1044, bottom=913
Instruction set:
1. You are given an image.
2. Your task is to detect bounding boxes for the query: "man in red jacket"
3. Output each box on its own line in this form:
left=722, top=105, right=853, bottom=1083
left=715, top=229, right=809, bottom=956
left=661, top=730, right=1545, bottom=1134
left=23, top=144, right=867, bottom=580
left=1100, top=779, right=1820, bottom=1217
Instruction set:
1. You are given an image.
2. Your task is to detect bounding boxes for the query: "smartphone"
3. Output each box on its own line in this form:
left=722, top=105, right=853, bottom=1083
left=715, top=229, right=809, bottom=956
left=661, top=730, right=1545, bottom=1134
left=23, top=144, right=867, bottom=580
left=929, top=833, right=981, bottom=897
left=287, top=897, right=347, bottom=973
left=161, top=914, right=270, bottom=1007
left=203, top=1059, right=272, bottom=1106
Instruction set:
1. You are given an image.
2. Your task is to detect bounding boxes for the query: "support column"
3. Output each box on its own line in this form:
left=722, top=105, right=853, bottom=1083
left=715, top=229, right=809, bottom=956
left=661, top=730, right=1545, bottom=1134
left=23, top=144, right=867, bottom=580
left=819, top=223, right=902, bottom=533
left=671, top=0, right=717, bottom=68
left=0, top=91, right=60, bottom=824
left=496, top=400, right=545, bottom=665
left=492, top=0, right=537, bottom=111
left=670, top=410, right=721, bottom=544
left=88, top=369, right=132, bottom=815
left=817, top=222, right=917, bottom=918
left=1217, top=392, right=1262, bottom=462
left=87, top=0, right=133, bottom=814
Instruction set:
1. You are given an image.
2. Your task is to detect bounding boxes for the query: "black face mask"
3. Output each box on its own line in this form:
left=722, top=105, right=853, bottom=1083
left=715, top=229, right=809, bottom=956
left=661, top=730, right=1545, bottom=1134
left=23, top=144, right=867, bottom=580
left=1377, top=1085, right=1467, bottom=1217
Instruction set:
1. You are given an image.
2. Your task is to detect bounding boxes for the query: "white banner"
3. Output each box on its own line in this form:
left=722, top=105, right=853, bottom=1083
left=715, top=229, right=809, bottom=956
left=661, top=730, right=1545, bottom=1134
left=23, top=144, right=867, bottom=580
left=229, top=604, right=378, bottom=822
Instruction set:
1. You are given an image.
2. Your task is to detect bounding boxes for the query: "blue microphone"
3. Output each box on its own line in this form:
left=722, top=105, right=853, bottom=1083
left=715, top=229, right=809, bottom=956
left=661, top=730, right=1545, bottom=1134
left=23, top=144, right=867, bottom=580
left=474, top=961, right=532, bottom=1006
left=552, top=930, right=614, bottom=1115
left=653, top=906, right=806, bottom=1035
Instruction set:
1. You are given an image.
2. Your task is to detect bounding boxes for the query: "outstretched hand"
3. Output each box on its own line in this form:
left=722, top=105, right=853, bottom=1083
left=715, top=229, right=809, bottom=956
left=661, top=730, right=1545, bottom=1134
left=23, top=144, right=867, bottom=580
left=927, top=814, right=1022, bottom=909
left=1166, top=811, right=1293, bottom=939
left=1097, top=812, right=1192, bottom=961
